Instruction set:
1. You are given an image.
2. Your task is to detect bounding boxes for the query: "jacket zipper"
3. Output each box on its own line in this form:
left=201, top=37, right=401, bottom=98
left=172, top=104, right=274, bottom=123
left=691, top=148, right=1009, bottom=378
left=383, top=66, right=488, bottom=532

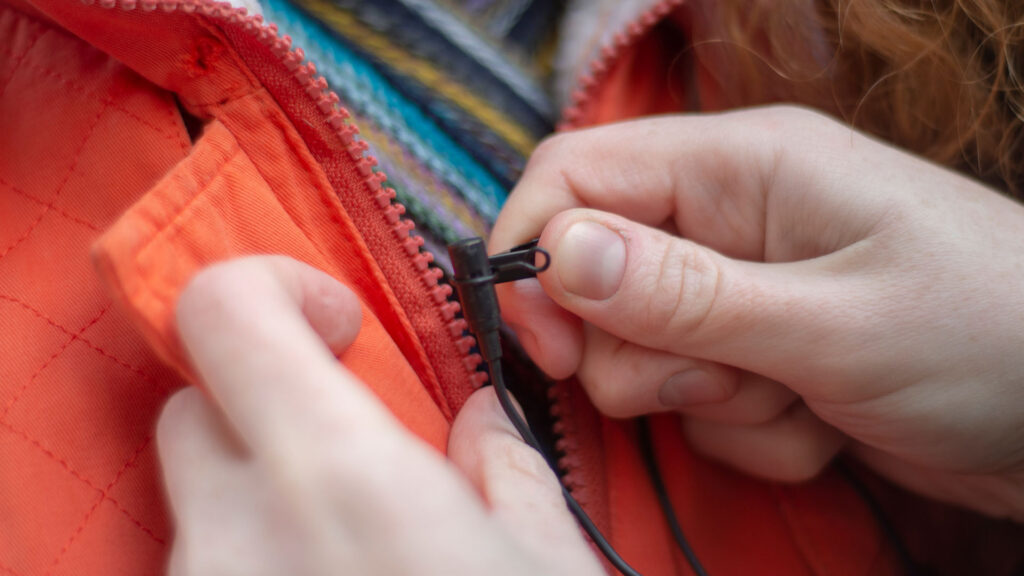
left=558, top=0, right=686, bottom=131
left=550, top=0, right=689, bottom=541
left=87, top=0, right=677, bottom=556
left=85, top=0, right=489, bottom=414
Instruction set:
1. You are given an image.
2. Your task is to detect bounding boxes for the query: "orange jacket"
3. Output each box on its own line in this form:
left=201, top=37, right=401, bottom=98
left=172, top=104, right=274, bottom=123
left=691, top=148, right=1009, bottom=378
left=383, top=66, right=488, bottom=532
left=1, top=1, right=1020, bottom=575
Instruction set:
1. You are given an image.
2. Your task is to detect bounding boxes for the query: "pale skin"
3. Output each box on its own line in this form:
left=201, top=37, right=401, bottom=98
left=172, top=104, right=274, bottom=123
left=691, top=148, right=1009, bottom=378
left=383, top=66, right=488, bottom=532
left=159, top=106, right=1024, bottom=574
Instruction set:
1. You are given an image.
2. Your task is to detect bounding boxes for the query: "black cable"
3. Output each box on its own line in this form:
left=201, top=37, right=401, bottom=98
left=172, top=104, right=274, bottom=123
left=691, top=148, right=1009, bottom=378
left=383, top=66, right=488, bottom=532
left=636, top=417, right=709, bottom=576
left=488, top=357, right=644, bottom=576
left=835, top=460, right=920, bottom=576
left=449, top=237, right=706, bottom=576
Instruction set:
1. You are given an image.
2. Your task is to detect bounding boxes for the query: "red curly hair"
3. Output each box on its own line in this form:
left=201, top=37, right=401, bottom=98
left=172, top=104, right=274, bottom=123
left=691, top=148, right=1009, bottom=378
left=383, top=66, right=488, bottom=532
left=687, top=0, right=1024, bottom=195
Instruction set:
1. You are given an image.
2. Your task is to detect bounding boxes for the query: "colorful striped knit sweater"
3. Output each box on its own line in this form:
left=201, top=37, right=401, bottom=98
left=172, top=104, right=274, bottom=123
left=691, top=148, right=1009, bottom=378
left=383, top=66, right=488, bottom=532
left=261, top=0, right=563, bottom=272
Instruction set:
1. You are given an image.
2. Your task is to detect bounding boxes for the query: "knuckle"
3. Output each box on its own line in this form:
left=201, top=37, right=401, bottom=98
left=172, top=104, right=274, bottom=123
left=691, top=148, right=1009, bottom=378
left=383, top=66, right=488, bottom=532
left=645, top=239, right=724, bottom=339
left=773, top=440, right=833, bottom=483
left=579, top=367, right=635, bottom=419
left=760, top=104, right=825, bottom=128
left=577, top=342, right=640, bottom=418
left=772, top=422, right=841, bottom=483
left=760, top=105, right=845, bottom=150
left=581, top=378, right=624, bottom=418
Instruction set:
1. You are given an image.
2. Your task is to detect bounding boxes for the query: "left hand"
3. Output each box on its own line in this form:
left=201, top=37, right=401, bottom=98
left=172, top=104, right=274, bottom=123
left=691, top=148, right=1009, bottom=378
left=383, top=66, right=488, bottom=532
left=157, top=256, right=603, bottom=576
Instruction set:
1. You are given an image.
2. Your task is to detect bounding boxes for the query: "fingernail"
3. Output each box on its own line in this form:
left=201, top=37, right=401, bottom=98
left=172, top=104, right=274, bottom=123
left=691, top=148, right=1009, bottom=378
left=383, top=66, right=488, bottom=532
left=658, top=370, right=725, bottom=407
left=555, top=221, right=626, bottom=300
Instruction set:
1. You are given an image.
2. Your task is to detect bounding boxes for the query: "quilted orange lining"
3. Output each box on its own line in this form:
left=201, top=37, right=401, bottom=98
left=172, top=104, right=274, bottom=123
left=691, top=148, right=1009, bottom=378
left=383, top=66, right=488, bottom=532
left=0, top=3, right=455, bottom=574
left=5, top=1, right=1022, bottom=575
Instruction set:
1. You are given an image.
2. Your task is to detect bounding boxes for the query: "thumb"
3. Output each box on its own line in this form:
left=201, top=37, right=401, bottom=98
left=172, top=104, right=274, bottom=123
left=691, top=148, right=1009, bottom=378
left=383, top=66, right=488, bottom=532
left=538, top=208, right=848, bottom=385
left=448, top=388, right=604, bottom=575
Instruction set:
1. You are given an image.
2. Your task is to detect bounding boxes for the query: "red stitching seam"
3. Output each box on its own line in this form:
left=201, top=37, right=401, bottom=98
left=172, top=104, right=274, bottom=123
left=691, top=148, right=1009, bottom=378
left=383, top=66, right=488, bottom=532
left=160, top=91, right=187, bottom=145
left=106, top=495, right=167, bottom=545
left=0, top=44, right=188, bottom=147
left=0, top=20, right=46, bottom=101
left=0, top=419, right=166, bottom=546
left=0, top=298, right=170, bottom=545
left=0, top=295, right=162, bottom=389
left=0, top=207, right=47, bottom=261
left=0, top=175, right=101, bottom=232
left=0, top=306, right=108, bottom=419
left=45, top=496, right=105, bottom=574
left=0, top=100, right=110, bottom=260
left=78, top=334, right=166, bottom=390
left=0, top=6, right=174, bottom=561
left=0, top=419, right=103, bottom=492
left=45, top=436, right=155, bottom=574
left=0, top=295, right=75, bottom=334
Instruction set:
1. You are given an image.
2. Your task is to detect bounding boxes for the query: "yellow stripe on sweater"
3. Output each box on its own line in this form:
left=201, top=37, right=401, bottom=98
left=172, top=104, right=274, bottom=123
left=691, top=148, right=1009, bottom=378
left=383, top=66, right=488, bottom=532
left=295, top=0, right=536, bottom=156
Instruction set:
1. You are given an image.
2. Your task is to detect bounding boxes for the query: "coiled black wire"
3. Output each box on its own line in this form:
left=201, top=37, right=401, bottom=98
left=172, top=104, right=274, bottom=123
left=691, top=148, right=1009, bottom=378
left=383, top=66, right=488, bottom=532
left=489, top=357, right=709, bottom=576
left=489, top=357, right=644, bottom=576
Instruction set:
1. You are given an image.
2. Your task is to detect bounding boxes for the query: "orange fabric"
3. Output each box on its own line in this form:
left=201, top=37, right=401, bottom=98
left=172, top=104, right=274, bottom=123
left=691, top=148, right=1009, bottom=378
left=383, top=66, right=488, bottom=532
left=0, top=6, right=185, bottom=573
left=1, top=2, right=461, bottom=574
left=93, top=116, right=450, bottom=450
left=3, top=1, right=1017, bottom=576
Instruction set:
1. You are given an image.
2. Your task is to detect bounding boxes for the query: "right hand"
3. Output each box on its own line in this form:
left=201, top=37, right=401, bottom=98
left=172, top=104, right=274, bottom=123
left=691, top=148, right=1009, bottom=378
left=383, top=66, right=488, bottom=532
left=490, top=106, right=1024, bottom=521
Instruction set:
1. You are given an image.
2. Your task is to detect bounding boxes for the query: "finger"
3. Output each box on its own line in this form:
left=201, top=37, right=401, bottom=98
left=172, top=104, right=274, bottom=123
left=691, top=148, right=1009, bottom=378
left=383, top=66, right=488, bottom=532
left=576, top=324, right=739, bottom=418
left=262, top=255, right=363, bottom=355
left=685, top=403, right=847, bottom=483
left=491, top=112, right=775, bottom=259
left=157, top=387, right=300, bottom=576
left=497, top=278, right=582, bottom=379
left=492, top=106, right=892, bottom=261
left=681, top=373, right=799, bottom=425
left=448, top=388, right=604, bottom=575
left=175, top=256, right=396, bottom=458
left=535, top=208, right=873, bottom=394
left=491, top=108, right=895, bottom=393
left=575, top=326, right=798, bottom=422
left=157, top=387, right=246, bottom=514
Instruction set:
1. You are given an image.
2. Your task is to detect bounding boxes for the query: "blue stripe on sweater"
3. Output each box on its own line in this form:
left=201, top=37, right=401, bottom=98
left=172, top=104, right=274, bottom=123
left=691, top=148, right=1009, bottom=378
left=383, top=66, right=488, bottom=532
left=264, top=0, right=508, bottom=218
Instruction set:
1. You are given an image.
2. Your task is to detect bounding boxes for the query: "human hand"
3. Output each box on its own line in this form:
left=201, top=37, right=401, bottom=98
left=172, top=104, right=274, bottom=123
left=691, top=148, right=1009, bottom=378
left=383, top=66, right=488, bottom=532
left=157, top=256, right=603, bottom=575
left=490, top=106, right=1024, bottom=520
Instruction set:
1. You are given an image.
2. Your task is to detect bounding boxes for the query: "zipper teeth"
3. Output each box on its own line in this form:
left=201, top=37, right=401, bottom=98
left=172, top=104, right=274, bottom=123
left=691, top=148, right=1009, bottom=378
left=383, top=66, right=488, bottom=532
left=549, top=0, right=687, bottom=522
left=558, top=0, right=686, bottom=131
left=548, top=382, right=588, bottom=501
left=85, top=0, right=489, bottom=392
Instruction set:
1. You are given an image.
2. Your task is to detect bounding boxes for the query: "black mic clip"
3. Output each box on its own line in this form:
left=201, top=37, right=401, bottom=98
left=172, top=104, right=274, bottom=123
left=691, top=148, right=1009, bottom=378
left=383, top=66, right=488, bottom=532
left=447, top=238, right=549, bottom=362
left=479, top=238, right=551, bottom=284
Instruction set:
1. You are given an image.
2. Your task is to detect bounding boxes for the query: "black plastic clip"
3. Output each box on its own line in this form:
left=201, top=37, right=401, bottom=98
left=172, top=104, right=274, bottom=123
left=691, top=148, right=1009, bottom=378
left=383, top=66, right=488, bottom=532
left=488, top=238, right=551, bottom=284
left=448, top=237, right=550, bottom=362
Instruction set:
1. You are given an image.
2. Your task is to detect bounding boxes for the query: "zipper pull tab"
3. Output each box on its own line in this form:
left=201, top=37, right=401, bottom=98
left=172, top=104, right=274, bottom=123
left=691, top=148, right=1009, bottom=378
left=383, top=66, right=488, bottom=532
left=488, top=238, right=550, bottom=284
